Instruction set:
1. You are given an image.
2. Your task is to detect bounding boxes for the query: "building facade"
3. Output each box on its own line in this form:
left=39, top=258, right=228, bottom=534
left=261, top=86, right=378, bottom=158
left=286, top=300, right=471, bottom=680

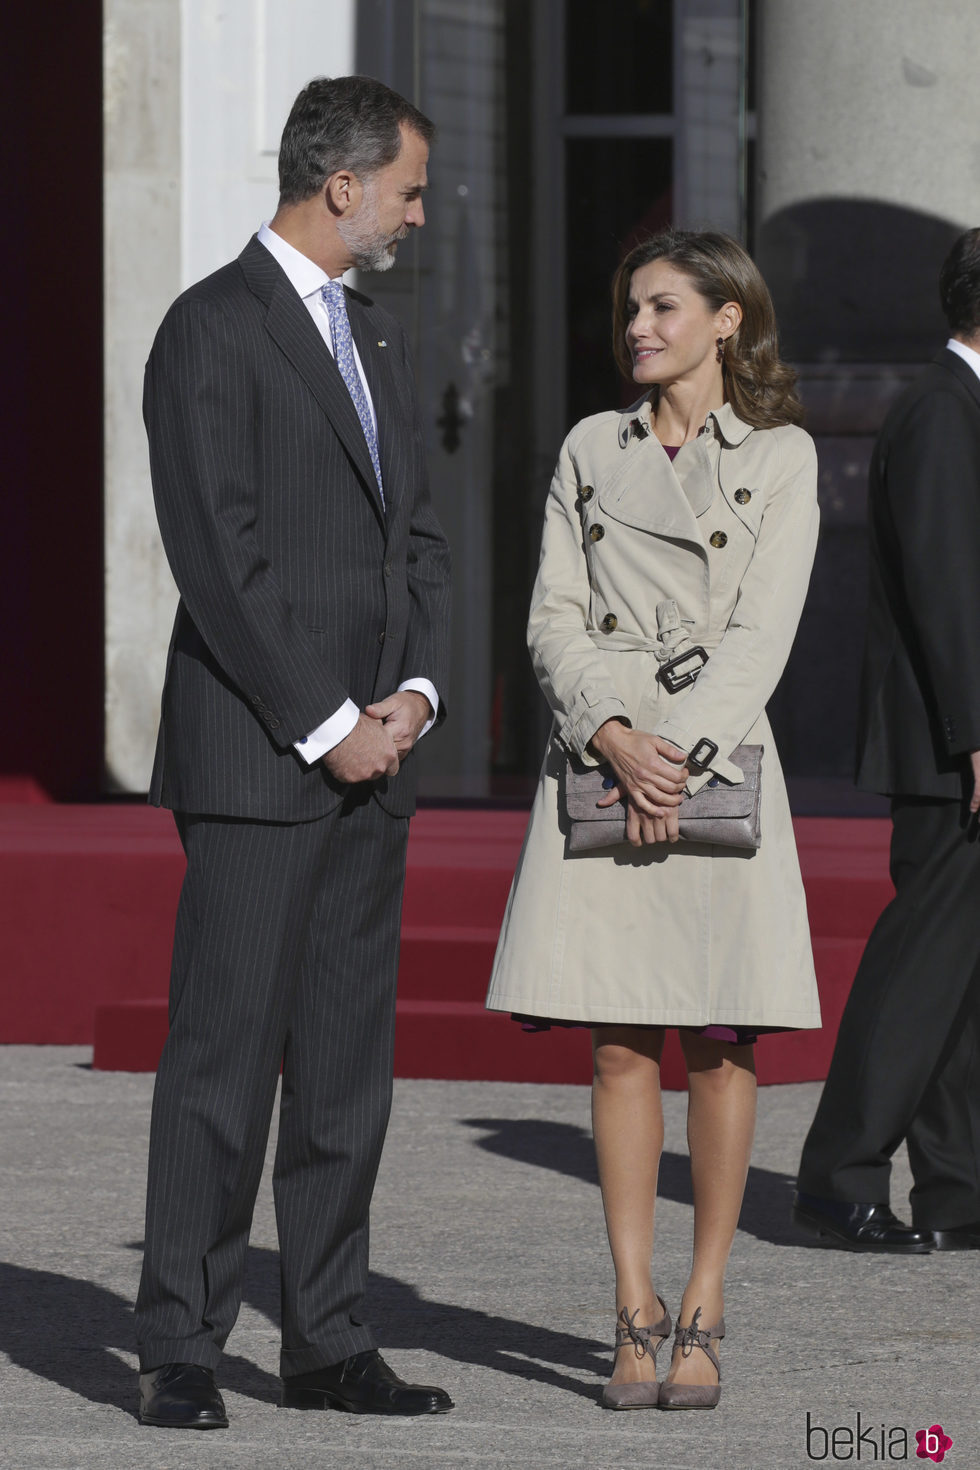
left=90, top=0, right=980, bottom=804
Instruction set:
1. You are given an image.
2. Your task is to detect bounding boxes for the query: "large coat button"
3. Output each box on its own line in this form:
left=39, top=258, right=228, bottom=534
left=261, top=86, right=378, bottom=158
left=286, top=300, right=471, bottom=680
left=709, top=531, right=728, bottom=548
left=578, top=484, right=594, bottom=503
left=589, top=524, right=605, bottom=543
left=600, top=613, right=618, bottom=632
left=734, top=488, right=751, bottom=504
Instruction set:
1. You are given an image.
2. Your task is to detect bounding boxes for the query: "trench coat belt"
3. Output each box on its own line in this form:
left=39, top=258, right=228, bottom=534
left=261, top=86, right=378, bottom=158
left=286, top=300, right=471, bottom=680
left=585, top=628, right=724, bottom=657
left=584, top=628, right=743, bottom=784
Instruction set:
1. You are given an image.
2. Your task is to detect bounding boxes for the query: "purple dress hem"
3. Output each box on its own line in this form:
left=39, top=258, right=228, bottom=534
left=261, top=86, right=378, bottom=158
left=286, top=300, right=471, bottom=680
left=511, top=1015, right=794, bottom=1046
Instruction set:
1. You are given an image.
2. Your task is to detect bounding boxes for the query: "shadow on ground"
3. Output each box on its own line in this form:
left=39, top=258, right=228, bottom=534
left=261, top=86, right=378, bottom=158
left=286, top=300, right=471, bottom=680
left=0, top=1262, right=278, bottom=1413
left=1, top=1107, right=819, bottom=1412
left=462, top=1116, right=807, bottom=1247
left=0, top=1246, right=607, bottom=1413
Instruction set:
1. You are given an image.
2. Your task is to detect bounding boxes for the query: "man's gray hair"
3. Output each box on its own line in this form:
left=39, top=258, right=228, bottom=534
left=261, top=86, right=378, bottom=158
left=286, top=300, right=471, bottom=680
left=277, top=75, right=435, bottom=206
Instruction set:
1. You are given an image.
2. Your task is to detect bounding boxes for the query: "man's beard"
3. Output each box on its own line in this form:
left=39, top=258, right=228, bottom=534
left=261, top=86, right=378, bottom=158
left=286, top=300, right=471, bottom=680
left=337, top=190, right=407, bottom=273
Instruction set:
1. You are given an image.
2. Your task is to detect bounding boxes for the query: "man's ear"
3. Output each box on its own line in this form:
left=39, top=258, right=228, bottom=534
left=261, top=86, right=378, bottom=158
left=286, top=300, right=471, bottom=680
left=324, top=170, right=362, bottom=218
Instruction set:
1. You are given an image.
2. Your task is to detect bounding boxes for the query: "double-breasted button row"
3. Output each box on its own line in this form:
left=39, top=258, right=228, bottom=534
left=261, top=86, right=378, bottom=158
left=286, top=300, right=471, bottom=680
left=709, top=531, right=728, bottom=549
left=734, top=487, right=752, bottom=505
left=600, top=613, right=618, bottom=632
left=589, top=524, right=605, bottom=543
left=577, top=484, right=594, bottom=503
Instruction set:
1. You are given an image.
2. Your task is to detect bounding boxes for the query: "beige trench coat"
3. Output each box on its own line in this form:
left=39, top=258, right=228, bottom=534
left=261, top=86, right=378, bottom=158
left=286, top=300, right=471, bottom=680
left=486, top=397, right=821, bottom=1029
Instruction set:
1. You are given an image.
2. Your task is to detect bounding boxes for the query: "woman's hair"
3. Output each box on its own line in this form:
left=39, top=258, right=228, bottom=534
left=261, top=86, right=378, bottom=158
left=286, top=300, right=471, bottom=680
left=611, top=229, right=804, bottom=429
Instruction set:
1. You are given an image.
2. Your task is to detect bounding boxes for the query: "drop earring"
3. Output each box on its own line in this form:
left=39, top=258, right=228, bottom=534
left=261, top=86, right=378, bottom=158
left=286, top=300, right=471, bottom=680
left=716, top=336, right=725, bottom=364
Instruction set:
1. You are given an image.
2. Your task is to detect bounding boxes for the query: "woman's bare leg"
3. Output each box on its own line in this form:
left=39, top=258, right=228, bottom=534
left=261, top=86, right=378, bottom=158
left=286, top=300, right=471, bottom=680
left=592, top=1024, right=667, bottom=1384
left=665, top=1031, right=757, bottom=1388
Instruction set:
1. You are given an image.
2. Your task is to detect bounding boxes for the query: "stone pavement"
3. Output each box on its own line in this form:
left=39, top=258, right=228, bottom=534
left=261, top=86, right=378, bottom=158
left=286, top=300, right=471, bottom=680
left=1, top=1047, right=975, bottom=1470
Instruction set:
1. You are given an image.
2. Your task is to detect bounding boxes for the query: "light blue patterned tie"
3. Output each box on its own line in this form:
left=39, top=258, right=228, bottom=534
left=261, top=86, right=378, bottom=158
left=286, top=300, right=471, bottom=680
left=321, top=280, right=384, bottom=503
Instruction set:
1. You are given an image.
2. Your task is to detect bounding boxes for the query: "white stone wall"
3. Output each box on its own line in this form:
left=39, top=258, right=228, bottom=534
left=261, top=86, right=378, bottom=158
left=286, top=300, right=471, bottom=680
left=103, top=0, right=355, bottom=791
left=104, top=0, right=182, bottom=793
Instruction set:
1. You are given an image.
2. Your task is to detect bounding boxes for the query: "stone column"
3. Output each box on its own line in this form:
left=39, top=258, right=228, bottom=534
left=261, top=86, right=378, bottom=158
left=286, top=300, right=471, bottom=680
left=754, top=0, right=980, bottom=788
left=757, top=0, right=978, bottom=364
left=103, top=0, right=182, bottom=792
left=103, top=1, right=356, bottom=791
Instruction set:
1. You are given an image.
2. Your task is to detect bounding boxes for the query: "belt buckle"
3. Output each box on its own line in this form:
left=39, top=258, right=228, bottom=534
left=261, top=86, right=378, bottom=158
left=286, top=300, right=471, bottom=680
left=687, top=737, right=719, bottom=773
left=657, top=646, right=708, bottom=693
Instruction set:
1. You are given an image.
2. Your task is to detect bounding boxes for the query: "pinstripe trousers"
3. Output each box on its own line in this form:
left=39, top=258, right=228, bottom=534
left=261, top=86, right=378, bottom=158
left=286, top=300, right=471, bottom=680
left=134, top=791, right=409, bottom=1376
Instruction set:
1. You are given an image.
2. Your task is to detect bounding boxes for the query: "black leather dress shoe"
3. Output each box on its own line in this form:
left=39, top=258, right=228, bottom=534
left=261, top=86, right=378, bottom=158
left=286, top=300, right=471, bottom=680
left=138, top=1362, right=228, bottom=1429
left=930, top=1221, right=980, bottom=1250
left=281, top=1349, right=454, bottom=1416
left=792, top=1192, right=934, bottom=1253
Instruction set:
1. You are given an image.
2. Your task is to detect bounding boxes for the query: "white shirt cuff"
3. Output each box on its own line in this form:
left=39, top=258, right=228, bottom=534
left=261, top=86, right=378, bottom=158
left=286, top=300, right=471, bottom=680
left=398, top=678, right=439, bottom=740
left=294, top=699, right=360, bottom=764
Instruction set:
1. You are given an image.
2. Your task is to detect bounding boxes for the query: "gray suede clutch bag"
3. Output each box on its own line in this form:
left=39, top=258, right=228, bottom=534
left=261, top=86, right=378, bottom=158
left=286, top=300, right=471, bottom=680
left=564, top=745, right=763, bottom=852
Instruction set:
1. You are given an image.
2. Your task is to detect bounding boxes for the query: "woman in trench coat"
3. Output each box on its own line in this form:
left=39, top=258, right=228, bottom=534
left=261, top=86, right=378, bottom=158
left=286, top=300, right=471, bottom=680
left=486, top=230, right=820, bottom=1410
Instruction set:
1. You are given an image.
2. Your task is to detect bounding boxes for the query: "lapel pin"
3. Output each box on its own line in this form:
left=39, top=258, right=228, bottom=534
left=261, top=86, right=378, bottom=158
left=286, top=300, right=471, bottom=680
left=377, top=340, right=387, bottom=347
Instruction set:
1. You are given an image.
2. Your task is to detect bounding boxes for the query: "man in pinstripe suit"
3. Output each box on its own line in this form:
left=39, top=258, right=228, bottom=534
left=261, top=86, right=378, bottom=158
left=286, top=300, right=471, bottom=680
left=135, top=76, right=453, bottom=1428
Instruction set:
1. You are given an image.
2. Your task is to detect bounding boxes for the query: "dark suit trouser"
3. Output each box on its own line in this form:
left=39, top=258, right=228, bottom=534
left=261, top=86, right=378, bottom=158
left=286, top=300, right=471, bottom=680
left=798, top=797, right=980, bottom=1227
left=134, top=793, right=409, bottom=1376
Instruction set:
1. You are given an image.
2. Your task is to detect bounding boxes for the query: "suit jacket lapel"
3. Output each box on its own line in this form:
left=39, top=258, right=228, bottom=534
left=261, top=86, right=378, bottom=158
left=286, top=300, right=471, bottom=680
left=238, top=239, right=386, bottom=522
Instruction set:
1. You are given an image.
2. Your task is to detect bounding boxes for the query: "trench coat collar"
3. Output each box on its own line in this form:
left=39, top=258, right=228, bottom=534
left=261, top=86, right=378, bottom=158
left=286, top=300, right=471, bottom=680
left=604, top=396, right=757, bottom=545
left=617, top=393, right=655, bottom=447
left=616, top=394, right=754, bottom=449
left=706, top=401, right=754, bottom=446
left=604, top=399, right=710, bottom=546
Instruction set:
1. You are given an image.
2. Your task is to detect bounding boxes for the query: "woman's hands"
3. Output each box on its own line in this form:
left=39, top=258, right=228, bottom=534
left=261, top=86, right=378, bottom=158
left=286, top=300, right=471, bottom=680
left=588, top=719, right=689, bottom=846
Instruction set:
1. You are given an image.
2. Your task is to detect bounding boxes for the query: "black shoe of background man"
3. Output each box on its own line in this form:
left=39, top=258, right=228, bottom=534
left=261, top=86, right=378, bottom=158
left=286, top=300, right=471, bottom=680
left=281, top=1348, right=454, bottom=1415
left=930, top=1220, right=980, bottom=1250
left=138, top=1362, right=229, bottom=1429
left=792, top=1192, right=934, bottom=1253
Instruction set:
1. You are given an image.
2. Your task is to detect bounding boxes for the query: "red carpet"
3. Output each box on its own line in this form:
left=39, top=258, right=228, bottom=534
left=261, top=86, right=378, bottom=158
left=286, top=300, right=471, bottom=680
left=0, top=805, right=892, bottom=1088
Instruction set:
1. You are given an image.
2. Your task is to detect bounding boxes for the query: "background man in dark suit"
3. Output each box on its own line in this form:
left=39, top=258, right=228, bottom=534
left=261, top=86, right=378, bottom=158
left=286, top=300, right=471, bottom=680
left=795, top=228, right=980, bottom=1254
left=135, top=76, right=453, bottom=1428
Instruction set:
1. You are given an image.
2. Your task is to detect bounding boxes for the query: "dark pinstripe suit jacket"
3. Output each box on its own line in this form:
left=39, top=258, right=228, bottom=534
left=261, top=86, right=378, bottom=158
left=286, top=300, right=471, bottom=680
left=856, top=348, right=980, bottom=799
left=145, top=236, right=451, bottom=821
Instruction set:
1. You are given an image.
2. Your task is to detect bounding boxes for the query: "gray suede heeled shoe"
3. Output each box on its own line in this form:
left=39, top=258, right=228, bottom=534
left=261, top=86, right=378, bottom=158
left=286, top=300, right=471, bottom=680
left=658, top=1306, right=724, bottom=1410
left=600, top=1300, right=672, bottom=1409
